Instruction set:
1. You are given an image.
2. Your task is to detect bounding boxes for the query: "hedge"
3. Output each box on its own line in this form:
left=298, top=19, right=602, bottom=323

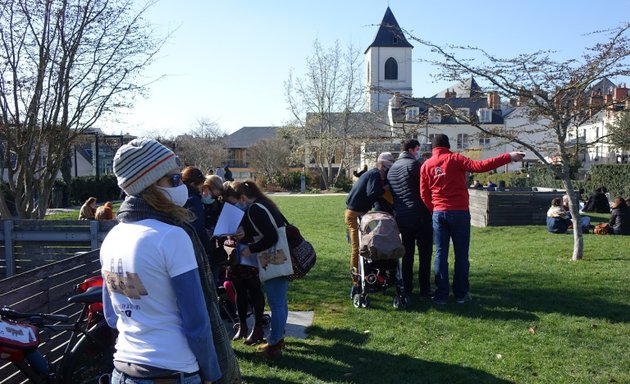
left=473, top=164, right=630, bottom=199
left=67, top=175, right=121, bottom=205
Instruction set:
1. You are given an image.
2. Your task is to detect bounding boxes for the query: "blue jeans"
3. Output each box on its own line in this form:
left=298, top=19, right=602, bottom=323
left=432, top=210, right=471, bottom=300
left=263, top=277, right=288, bottom=345
left=110, top=369, right=201, bottom=384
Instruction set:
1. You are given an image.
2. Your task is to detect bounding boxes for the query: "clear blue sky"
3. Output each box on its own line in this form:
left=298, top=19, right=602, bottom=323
left=105, top=0, right=630, bottom=137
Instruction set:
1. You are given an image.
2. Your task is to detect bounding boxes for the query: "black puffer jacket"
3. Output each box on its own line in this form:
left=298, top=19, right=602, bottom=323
left=387, top=151, right=431, bottom=229
left=609, top=205, right=630, bottom=235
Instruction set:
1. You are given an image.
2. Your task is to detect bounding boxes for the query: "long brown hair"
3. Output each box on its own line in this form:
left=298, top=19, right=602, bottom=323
left=182, top=166, right=205, bottom=188
left=141, top=184, right=193, bottom=225
left=224, top=180, right=278, bottom=210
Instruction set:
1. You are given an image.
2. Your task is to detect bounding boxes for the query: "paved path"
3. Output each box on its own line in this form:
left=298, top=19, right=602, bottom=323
left=225, top=311, right=314, bottom=340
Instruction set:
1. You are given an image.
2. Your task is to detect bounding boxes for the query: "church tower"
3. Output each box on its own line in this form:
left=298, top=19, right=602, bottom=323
left=365, top=7, right=413, bottom=112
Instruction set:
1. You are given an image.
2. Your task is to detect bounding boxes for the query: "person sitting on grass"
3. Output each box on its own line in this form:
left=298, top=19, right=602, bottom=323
left=547, top=197, right=571, bottom=234
left=562, top=194, right=591, bottom=233
left=94, top=205, right=114, bottom=221
left=608, top=197, right=630, bottom=235
left=78, top=197, right=97, bottom=220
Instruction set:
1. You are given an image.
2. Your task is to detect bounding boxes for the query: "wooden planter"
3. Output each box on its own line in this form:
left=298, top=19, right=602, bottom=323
left=469, top=189, right=564, bottom=227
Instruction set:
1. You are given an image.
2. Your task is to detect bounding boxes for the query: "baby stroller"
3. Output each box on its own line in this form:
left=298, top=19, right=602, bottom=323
left=352, top=211, right=407, bottom=310
left=216, top=264, right=239, bottom=325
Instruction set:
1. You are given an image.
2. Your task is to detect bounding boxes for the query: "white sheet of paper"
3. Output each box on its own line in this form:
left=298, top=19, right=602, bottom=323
left=213, top=202, right=245, bottom=237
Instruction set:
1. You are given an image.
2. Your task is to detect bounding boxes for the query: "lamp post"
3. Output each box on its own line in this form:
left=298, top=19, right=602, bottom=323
left=421, top=119, right=432, bottom=152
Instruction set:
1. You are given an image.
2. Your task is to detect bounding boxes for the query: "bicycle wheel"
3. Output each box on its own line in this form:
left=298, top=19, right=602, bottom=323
left=57, top=321, right=116, bottom=384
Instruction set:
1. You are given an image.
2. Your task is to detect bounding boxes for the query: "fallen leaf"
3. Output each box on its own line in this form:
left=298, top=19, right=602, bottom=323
left=364, top=330, right=370, bottom=334
left=496, top=353, right=503, bottom=360
left=528, top=326, right=536, bottom=334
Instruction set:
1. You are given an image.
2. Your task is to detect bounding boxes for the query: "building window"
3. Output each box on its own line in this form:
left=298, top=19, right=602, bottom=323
left=478, top=133, right=491, bottom=147
left=455, top=108, right=470, bottom=123
left=406, top=107, right=419, bottom=121
left=457, top=133, right=470, bottom=149
left=428, top=109, right=441, bottom=123
left=228, top=149, right=246, bottom=167
left=477, top=108, right=492, bottom=123
left=385, top=57, right=398, bottom=80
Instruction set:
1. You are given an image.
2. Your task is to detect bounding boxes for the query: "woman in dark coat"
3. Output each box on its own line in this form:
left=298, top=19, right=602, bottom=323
left=608, top=197, right=630, bottom=235
left=182, top=166, right=214, bottom=257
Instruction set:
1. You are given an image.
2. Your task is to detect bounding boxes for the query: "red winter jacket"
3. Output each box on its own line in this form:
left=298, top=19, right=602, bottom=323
left=420, top=147, right=512, bottom=212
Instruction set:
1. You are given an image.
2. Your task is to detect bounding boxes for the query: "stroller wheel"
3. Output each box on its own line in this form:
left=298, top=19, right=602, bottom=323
left=393, top=295, right=407, bottom=310
left=233, top=323, right=241, bottom=332
left=362, top=294, right=370, bottom=308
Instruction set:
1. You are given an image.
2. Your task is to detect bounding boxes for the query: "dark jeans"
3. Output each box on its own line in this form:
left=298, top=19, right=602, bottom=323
left=432, top=210, right=471, bottom=300
left=232, top=273, right=265, bottom=327
left=399, top=224, right=433, bottom=295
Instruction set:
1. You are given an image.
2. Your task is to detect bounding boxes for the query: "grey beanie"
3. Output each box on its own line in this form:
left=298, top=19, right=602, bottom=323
left=377, top=152, right=395, bottom=169
left=113, top=138, right=181, bottom=196
left=432, top=133, right=451, bottom=149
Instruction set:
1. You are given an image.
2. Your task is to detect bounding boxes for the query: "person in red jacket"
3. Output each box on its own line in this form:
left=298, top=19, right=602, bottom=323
left=420, top=134, right=524, bottom=304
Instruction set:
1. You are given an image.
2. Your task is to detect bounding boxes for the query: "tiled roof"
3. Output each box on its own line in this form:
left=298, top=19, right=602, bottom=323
left=391, top=78, right=504, bottom=125
left=432, top=77, right=484, bottom=98
left=394, top=97, right=504, bottom=125
left=365, top=7, right=413, bottom=53
left=226, top=126, right=279, bottom=149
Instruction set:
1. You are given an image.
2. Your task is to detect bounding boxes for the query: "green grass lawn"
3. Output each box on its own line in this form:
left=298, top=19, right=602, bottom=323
left=46, top=196, right=630, bottom=383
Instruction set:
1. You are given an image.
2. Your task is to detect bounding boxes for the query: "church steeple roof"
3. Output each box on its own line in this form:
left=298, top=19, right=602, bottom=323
left=365, top=7, right=413, bottom=54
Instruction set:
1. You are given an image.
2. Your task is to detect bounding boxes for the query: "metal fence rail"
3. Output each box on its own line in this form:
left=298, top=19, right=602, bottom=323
left=0, top=219, right=116, bottom=278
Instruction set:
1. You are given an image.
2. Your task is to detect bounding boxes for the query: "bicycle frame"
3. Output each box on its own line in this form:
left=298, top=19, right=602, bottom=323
left=1, top=277, right=115, bottom=384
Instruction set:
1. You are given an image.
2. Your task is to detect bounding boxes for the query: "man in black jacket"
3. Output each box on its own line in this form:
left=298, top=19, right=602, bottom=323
left=387, top=139, right=433, bottom=299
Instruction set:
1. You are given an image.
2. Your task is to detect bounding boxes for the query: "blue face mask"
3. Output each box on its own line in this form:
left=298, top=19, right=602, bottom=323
left=201, top=195, right=215, bottom=205
left=235, top=202, right=248, bottom=211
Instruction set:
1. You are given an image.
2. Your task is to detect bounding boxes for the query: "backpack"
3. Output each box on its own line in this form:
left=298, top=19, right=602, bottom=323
left=359, top=211, right=404, bottom=261
left=594, top=223, right=609, bottom=235
left=284, top=220, right=316, bottom=281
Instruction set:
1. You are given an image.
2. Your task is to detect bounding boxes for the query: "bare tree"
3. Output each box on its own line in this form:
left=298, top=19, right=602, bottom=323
left=247, top=138, right=291, bottom=183
left=0, top=0, right=165, bottom=218
left=175, top=117, right=228, bottom=173
left=286, top=39, right=367, bottom=189
left=406, top=24, right=630, bottom=260
left=277, top=124, right=306, bottom=167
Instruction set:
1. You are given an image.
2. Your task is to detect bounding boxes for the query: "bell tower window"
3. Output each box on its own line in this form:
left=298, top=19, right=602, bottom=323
left=385, top=57, right=398, bottom=80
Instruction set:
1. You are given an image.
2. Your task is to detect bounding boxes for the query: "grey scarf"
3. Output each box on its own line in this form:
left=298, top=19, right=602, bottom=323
left=118, top=196, right=241, bottom=384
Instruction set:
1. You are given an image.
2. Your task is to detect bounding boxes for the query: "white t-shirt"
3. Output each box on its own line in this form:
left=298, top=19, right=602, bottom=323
left=100, top=219, right=199, bottom=372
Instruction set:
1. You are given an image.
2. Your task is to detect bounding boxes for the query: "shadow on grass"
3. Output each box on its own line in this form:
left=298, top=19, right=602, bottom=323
left=352, top=289, right=541, bottom=322
left=452, top=280, right=630, bottom=323
left=239, top=326, right=513, bottom=384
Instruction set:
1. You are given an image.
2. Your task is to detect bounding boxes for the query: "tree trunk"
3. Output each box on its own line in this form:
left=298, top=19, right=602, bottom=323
left=561, top=177, right=584, bottom=260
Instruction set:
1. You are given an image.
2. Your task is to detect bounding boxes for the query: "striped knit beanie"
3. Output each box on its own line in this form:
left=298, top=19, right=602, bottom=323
left=113, top=138, right=181, bottom=196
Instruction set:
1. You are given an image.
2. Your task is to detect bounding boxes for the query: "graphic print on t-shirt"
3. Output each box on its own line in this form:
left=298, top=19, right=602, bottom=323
left=104, top=258, right=148, bottom=299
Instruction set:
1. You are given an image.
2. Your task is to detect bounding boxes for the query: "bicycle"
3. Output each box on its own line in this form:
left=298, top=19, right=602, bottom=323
left=0, top=276, right=116, bottom=384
